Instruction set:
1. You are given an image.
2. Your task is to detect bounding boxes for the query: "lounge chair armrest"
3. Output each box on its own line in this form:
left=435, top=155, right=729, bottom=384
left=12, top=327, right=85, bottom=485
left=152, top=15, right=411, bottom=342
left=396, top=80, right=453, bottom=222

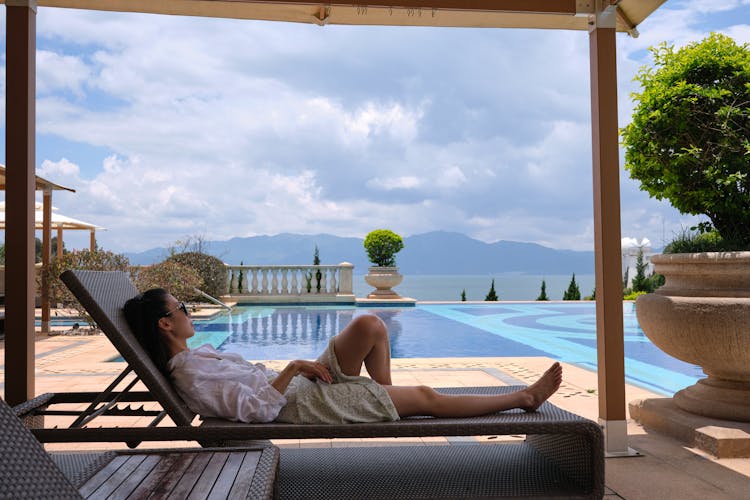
left=12, top=393, right=56, bottom=418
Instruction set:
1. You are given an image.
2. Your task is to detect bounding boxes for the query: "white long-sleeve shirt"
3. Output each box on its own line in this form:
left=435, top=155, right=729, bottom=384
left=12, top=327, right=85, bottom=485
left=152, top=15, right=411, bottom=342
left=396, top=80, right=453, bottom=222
left=167, top=344, right=286, bottom=423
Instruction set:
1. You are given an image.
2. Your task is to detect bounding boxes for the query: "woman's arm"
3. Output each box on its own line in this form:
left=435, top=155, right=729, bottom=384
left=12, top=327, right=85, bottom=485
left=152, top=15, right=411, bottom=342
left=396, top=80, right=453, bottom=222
left=271, top=360, right=333, bottom=394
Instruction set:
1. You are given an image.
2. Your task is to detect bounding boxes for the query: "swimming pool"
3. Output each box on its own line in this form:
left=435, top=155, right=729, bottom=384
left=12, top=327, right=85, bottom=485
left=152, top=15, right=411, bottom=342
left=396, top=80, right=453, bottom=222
left=192, top=302, right=702, bottom=397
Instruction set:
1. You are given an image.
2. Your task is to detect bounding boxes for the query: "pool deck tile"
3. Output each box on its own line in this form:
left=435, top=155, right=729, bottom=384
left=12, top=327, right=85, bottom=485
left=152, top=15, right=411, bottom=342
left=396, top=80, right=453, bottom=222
left=1, top=334, right=749, bottom=499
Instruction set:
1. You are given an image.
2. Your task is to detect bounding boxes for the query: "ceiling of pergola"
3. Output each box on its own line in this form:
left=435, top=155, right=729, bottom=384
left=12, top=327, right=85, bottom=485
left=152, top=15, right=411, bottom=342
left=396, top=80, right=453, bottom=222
left=7, top=1, right=666, bottom=35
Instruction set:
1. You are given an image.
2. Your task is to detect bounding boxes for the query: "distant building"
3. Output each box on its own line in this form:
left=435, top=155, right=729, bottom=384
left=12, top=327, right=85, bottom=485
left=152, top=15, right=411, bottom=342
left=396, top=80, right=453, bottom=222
left=621, top=237, right=654, bottom=288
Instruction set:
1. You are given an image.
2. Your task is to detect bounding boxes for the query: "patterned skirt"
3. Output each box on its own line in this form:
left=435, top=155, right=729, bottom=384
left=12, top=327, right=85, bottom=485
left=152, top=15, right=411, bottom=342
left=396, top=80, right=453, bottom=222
left=274, top=337, right=400, bottom=424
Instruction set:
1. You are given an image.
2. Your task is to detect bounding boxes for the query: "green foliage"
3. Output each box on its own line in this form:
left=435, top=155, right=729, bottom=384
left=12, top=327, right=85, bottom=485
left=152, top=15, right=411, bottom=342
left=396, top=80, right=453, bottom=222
left=630, top=248, right=650, bottom=293
left=536, top=279, right=549, bottom=301
left=461, top=289, right=466, bottom=301
left=42, top=249, right=131, bottom=324
left=664, top=227, right=733, bottom=253
left=313, top=245, right=322, bottom=292
left=649, top=273, right=665, bottom=291
left=485, top=279, right=499, bottom=301
left=621, top=33, right=750, bottom=249
left=562, top=273, right=581, bottom=300
left=237, top=261, right=244, bottom=292
left=0, top=244, right=4, bottom=265
left=166, top=252, right=228, bottom=299
left=584, top=288, right=596, bottom=301
left=132, top=261, right=202, bottom=301
left=363, top=229, right=404, bottom=267
left=34, top=236, right=67, bottom=263
left=624, top=291, right=648, bottom=301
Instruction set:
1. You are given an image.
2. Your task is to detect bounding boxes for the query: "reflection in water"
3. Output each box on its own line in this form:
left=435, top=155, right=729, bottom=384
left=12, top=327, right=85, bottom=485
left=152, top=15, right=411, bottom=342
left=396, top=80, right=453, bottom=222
left=215, top=308, right=403, bottom=360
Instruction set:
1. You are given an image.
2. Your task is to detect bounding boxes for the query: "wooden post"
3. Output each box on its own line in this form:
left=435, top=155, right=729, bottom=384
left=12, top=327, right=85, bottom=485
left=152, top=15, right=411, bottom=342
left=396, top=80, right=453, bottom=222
left=57, top=226, right=64, bottom=258
left=4, top=0, right=37, bottom=405
left=589, top=1, right=630, bottom=456
left=41, top=189, right=52, bottom=334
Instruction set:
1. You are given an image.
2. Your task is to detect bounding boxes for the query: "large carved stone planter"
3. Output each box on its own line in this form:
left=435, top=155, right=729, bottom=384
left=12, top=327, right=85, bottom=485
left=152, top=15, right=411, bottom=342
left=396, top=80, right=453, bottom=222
left=635, top=252, right=750, bottom=421
left=364, top=266, right=403, bottom=299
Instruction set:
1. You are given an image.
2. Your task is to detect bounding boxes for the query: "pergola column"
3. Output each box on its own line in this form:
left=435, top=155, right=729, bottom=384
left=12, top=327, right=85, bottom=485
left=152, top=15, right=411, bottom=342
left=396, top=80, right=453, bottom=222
left=4, top=0, right=38, bottom=405
left=41, top=189, right=52, bottom=334
left=589, top=1, right=630, bottom=456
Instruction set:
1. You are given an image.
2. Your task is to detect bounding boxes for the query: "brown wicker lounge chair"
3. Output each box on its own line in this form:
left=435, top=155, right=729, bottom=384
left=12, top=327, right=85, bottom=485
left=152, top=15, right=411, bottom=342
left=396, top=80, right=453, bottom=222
left=1, top=397, right=278, bottom=499
left=18, top=269, right=604, bottom=499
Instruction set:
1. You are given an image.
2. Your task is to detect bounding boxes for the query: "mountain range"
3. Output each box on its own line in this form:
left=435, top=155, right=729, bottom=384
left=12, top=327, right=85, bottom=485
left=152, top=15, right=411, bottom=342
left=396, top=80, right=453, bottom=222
left=124, top=231, right=595, bottom=275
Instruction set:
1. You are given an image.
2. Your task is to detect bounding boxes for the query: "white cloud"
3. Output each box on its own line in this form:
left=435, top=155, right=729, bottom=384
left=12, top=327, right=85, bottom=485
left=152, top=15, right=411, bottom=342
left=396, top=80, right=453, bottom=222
left=3, top=2, right=746, bottom=253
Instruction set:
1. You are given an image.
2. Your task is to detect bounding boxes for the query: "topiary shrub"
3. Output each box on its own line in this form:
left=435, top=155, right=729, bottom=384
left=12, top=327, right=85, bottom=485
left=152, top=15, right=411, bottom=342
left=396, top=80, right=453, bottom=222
left=41, top=249, right=131, bottom=325
left=166, top=252, right=228, bottom=299
left=132, top=261, right=202, bottom=301
left=363, top=229, right=404, bottom=267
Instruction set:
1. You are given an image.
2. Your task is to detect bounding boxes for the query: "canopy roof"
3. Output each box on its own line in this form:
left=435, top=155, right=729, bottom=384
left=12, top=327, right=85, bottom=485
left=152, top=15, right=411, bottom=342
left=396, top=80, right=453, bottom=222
left=13, top=0, right=666, bottom=36
left=0, top=202, right=103, bottom=231
left=0, top=164, right=75, bottom=193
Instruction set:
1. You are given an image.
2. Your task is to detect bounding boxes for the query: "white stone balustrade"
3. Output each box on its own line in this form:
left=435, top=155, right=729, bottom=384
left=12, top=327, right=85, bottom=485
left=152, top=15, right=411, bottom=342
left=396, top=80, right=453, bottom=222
left=225, top=262, right=355, bottom=303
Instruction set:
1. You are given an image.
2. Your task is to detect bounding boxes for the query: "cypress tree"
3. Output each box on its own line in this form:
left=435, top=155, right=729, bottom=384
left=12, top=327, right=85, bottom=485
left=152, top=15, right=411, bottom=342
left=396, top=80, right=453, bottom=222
left=313, top=245, right=322, bottom=292
left=631, top=248, right=650, bottom=293
left=485, top=279, right=498, bottom=301
left=536, top=280, right=549, bottom=301
left=461, top=289, right=467, bottom=301
left=563, top=273, right=581, bottom=300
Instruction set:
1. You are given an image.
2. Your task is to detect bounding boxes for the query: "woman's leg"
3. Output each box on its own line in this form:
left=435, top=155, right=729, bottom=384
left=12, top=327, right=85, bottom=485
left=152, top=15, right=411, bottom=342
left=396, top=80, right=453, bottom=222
left=331, top=314, right=392, bottom=384
left=384, top=362, right=563, bottom=417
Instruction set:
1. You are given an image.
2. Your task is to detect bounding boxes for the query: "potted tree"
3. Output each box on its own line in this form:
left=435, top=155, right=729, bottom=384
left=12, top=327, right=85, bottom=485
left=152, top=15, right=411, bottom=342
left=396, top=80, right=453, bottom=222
left=621, top=33, right=750, bottom=421
left=363, top=229, right=404, bottom=299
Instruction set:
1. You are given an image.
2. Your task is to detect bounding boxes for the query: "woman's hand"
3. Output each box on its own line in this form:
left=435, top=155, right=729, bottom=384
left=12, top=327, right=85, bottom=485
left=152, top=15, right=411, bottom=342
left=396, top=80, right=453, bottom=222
left=292, top=360, right=333, bottom=383
left=271, top=359, right=333, bottom=394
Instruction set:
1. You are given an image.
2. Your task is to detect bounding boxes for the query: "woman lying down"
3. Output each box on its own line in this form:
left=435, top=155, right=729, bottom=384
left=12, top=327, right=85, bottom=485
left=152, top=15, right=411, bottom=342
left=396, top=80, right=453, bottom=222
left=124, top=289, right=562, bottom=424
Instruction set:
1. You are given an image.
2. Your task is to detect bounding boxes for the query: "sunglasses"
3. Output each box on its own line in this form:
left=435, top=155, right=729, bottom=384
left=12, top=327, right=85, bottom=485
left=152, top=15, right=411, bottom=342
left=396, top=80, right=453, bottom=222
left=162, top=301, right=189, bottom=318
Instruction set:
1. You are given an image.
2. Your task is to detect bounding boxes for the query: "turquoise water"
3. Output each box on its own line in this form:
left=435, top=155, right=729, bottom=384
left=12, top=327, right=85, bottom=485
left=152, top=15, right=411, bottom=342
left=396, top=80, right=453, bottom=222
left=192, top=302, right=701, bottom=397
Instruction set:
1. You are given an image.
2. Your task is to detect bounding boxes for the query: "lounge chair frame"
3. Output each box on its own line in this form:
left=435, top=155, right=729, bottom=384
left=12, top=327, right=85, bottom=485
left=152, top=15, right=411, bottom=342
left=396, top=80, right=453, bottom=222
left=1, top=397, right=278, bottom=499
left=16, top=269, right=604, bottom=499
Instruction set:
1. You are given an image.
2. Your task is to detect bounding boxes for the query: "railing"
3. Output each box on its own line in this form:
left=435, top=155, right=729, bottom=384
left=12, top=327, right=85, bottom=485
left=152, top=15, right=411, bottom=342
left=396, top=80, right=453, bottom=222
left=225, top=262, right=354, bottom=303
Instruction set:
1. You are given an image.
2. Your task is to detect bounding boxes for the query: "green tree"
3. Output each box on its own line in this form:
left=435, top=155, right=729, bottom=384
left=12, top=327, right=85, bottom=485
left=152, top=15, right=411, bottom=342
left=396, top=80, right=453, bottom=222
left=630, top=248, right=651, bottom=293
left=621, top=33, right=750, bottom=250
left=237, top=260, right=244, bottom=293
left=460, top=289, right=466, bottom=301
left=485, top=279, right=499, bottom=301
left=363, top=229, right=404, bottom=267
left=562, top=273, right=581, bottom=300
left=536, top=280, right=549, bottom=301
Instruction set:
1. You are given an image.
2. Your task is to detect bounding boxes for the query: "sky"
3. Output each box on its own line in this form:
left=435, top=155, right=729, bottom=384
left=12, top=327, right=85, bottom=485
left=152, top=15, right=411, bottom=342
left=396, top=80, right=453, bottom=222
left=1, top=0, right=750, bottom=254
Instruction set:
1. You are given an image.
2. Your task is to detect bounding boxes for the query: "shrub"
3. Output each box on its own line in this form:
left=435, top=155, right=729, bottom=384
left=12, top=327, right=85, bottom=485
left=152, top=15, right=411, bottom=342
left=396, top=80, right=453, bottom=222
left=663, top=228, right=732, bottom=253
left=624, top=291, right=648, bottom=301
left=621, top=33, right=750, bottom=250
left=133, top=261, right=202, bottom=301
left=166, top=252, right=228, bottom=299
left=364, top=229, right=404, bottom=267
left=41, top=249, right=131, bottom=324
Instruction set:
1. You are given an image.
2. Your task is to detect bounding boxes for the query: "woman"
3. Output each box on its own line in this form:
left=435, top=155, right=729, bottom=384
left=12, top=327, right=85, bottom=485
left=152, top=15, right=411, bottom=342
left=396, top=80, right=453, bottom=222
left=124, top=288, right=562, bottom=425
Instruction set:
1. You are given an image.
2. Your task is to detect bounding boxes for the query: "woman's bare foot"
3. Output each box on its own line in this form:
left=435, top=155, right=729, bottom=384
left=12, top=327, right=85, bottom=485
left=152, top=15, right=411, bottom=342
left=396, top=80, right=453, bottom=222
left=521, top=362, right=563, bottom=412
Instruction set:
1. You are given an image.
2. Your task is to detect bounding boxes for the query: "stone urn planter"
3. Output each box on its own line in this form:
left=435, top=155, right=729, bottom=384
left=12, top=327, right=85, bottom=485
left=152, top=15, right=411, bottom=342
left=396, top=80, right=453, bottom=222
left=635, top=252, right=750, bottom=421
left=364, top=266, right=403, bottom=299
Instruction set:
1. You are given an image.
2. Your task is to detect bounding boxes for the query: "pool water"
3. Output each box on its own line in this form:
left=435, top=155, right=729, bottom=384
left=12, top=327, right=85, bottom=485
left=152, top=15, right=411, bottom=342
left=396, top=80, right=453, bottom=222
left=192, top=302, right=702, bottom=397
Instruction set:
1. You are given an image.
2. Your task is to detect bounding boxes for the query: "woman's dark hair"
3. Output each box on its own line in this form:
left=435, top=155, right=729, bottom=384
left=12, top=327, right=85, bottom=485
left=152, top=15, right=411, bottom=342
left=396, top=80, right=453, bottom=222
left=123, top=288, right=172, bottom=375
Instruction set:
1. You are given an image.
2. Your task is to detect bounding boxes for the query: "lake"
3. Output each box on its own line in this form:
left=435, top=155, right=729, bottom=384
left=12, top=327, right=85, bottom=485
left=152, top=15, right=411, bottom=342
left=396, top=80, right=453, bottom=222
left=352, top=274, right=596, bottom=302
